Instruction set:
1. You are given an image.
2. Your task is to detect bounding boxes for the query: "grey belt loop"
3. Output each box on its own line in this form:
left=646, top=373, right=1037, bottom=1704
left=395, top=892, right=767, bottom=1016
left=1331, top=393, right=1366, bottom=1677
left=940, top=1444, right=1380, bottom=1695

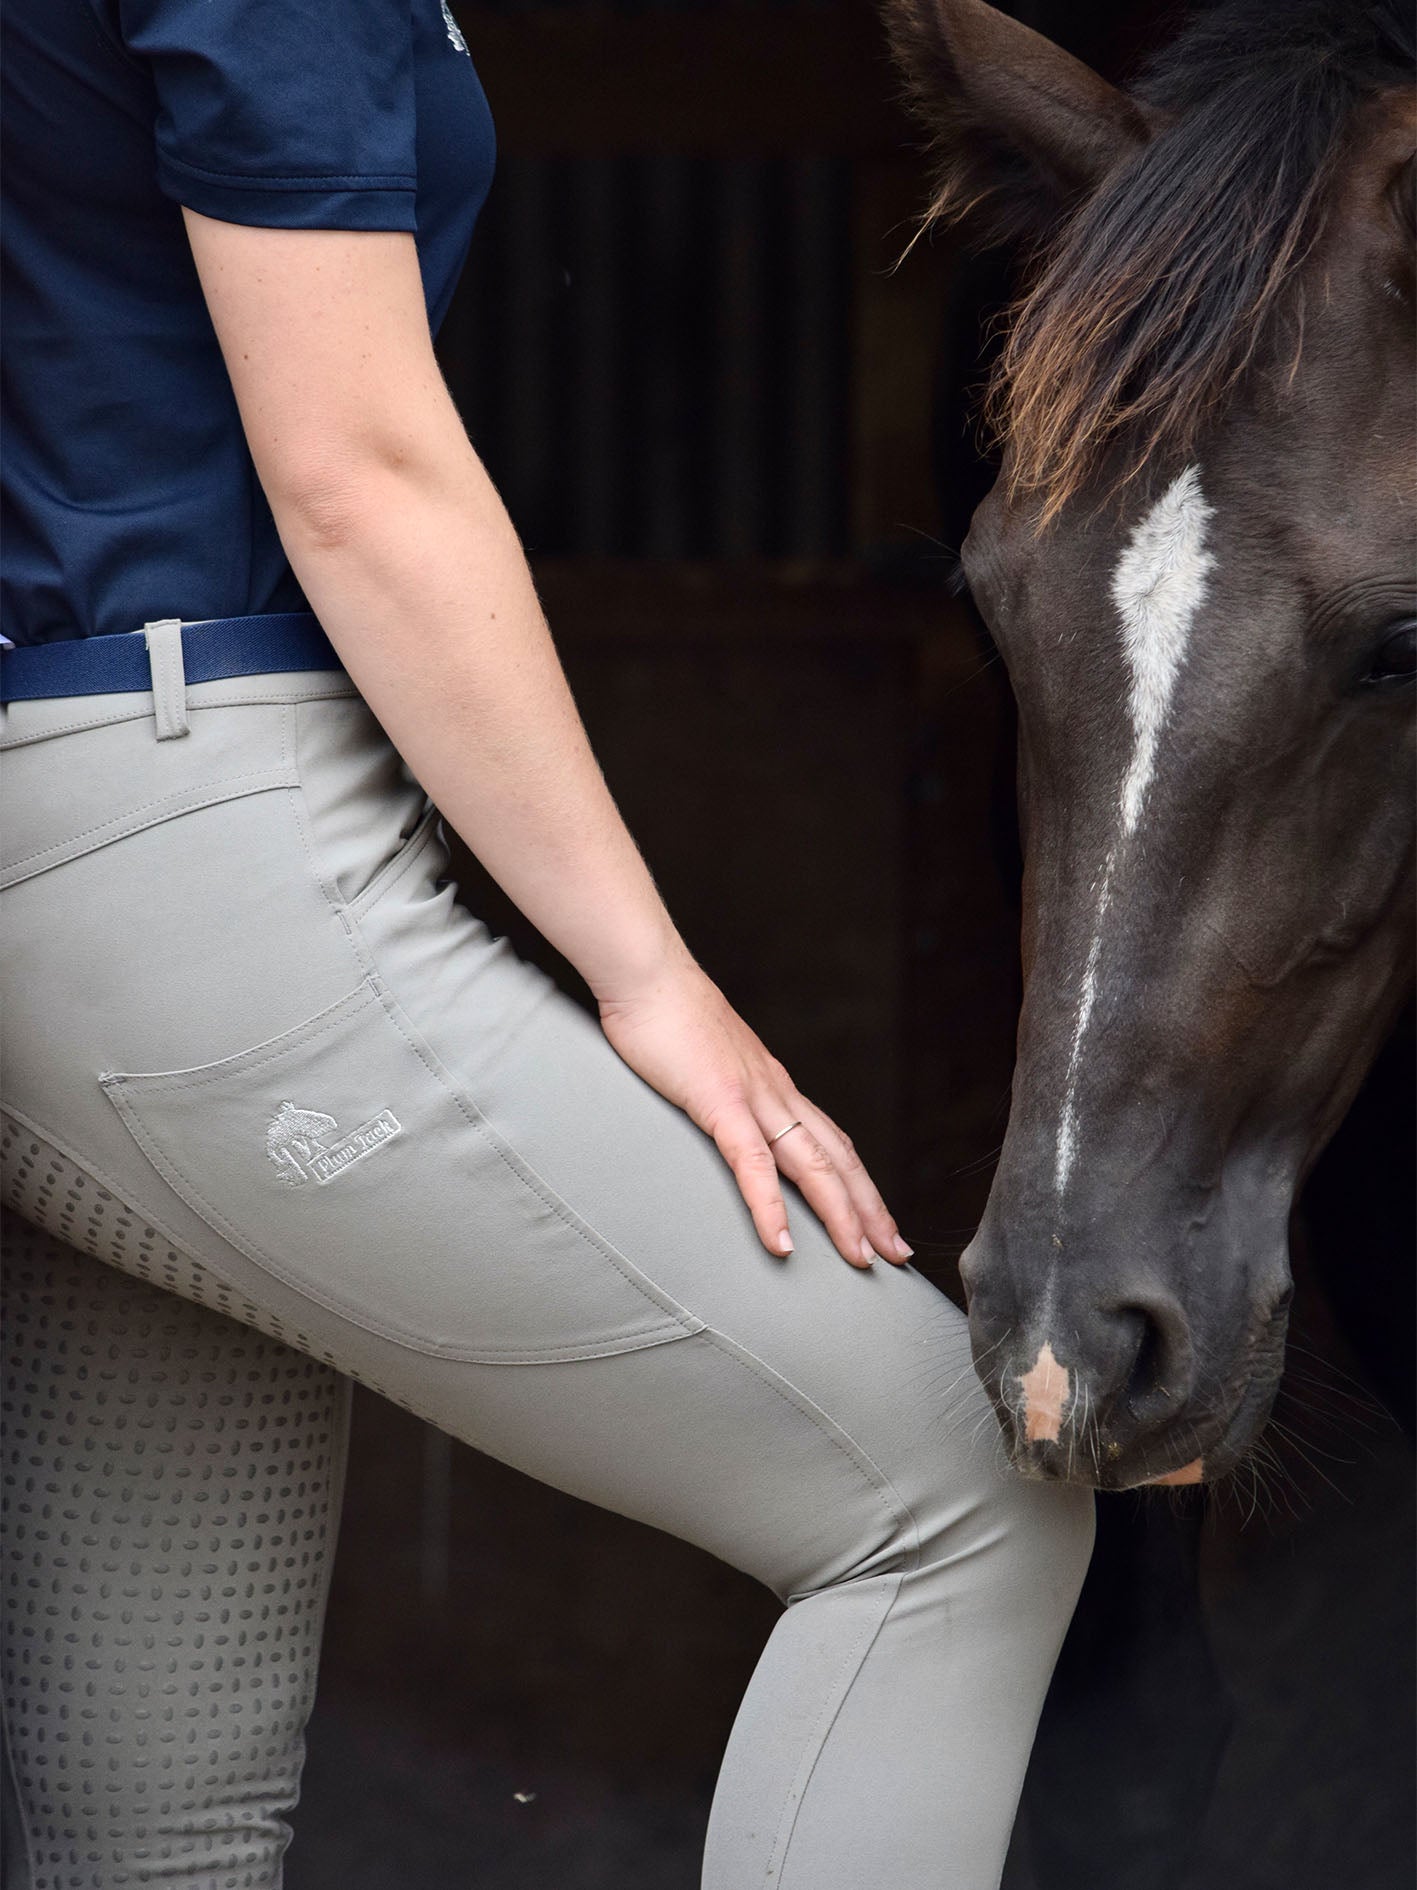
left=141, top=617, right=190, bottom=740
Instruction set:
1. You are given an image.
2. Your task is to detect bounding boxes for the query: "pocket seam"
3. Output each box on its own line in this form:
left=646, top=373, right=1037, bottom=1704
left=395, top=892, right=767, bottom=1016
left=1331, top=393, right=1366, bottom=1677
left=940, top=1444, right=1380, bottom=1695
left=346, top=801, right=442, bottom=922
left=1, top=764, right=299, bottom=889
left=100, top=975, right=705, bottom=1362
left=101, top=980, right=376, bottom=1093
left=104, top=1069, right=697, bottom=1363
left=366, top=969, right=707, bottom=1346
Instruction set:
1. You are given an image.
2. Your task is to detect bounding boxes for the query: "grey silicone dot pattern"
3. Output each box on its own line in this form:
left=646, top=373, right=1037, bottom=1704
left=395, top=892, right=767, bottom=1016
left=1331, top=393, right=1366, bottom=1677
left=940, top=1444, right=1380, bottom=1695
left=0, top=1114, right=417, bottom=1418
left=1, top=1114, right=299, bottom=1346
left=1, top=1215, right=349, bottom=1888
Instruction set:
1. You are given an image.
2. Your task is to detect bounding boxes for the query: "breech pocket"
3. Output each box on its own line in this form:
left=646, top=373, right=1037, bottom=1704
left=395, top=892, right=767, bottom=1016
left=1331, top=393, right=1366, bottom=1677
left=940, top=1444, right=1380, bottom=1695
left=0, top=703, right=300, bottom=891
left=99, top=976, right=702, bottom=1362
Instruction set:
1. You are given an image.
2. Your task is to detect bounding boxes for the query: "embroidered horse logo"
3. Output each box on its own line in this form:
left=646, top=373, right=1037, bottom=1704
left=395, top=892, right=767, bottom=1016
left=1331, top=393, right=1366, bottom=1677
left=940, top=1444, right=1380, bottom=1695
left=266, top=1099, right=402, bottom=1187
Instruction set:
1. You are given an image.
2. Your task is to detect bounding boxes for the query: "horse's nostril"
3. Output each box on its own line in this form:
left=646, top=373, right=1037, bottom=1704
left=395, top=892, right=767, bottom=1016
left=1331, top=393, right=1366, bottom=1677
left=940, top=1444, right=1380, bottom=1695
left=1118, top=1300, right=1191, bottom=1419
left=1125, top=1312, right=1164, bottom=1410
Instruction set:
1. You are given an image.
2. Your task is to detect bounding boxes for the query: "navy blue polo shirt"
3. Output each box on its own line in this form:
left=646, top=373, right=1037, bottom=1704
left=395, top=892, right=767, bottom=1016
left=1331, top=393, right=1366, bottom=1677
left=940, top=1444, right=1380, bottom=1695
left=1, top=0, right=496, bottom=646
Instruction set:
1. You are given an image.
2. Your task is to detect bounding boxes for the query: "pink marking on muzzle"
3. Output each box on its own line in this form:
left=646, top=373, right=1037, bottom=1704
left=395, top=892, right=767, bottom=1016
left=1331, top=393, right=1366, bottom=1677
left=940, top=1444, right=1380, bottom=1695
left=1020, top=1342, right=1071, bottom=1443
left=1145, top=1457, right=1204, bottom=1486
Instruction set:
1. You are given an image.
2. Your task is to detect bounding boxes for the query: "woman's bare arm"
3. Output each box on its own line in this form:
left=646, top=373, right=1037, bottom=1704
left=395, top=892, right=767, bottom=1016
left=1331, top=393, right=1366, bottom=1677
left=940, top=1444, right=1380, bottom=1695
left=181, top=210, right=911, bottom=1269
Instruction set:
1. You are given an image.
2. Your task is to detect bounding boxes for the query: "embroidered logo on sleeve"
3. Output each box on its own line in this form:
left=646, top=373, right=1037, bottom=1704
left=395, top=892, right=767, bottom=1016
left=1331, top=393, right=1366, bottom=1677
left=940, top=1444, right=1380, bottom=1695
left=266, top=1100, right=402, bottom=1187
left=440, top=0, right=469, bottom=54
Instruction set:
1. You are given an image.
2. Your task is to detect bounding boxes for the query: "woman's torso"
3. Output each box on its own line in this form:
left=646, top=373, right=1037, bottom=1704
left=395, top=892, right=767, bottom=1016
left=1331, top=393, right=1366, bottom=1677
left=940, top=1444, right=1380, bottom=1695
left=1, top=0, right=495, bottom=647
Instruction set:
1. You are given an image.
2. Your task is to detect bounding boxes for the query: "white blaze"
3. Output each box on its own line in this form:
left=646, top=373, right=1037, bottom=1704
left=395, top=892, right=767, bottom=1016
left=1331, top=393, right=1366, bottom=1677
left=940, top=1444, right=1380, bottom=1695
left=1054, top=467, right=1215, bottom=1198
left=1111, top=465, right=1216, bottom=836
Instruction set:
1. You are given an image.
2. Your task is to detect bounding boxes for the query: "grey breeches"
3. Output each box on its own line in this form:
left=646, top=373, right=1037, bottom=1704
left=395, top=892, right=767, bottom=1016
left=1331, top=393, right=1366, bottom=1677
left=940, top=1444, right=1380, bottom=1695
left=0, top=665, right=1095, bottom=1888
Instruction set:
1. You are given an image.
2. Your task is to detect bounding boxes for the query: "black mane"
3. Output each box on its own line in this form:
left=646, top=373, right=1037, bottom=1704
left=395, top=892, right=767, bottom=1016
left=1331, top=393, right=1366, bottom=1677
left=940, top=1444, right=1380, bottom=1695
left=1139, top=0, right=1410, bottom=123
left=995, top=0, right=1415, bottom=521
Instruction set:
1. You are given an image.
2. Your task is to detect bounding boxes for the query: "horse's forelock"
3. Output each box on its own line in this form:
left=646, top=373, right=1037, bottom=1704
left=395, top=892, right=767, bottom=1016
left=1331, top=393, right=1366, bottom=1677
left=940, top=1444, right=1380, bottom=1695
left=991, top=0, right=1414, bottom=529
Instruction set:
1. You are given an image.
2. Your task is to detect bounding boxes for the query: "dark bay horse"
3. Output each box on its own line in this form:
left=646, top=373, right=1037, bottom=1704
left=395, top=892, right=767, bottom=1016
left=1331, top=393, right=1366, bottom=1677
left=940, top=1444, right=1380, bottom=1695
left=886, top=0, right=1415, bottom=1491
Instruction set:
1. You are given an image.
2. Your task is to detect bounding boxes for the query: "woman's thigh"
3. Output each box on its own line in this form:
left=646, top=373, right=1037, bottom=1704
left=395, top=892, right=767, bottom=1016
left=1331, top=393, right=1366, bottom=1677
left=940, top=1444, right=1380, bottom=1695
left=1, top=681, right=1084, bottom=1597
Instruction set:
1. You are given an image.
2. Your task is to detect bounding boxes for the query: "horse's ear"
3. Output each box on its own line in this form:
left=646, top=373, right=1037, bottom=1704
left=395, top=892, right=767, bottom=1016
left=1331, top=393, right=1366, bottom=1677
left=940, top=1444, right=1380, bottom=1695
left=885, top=0, right=1155, bottom=247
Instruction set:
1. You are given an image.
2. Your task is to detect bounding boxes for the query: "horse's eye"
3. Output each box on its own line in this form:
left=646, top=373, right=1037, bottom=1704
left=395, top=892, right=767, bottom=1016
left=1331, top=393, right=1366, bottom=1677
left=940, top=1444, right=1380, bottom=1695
left=1364, top=620, right=1417, bottom=685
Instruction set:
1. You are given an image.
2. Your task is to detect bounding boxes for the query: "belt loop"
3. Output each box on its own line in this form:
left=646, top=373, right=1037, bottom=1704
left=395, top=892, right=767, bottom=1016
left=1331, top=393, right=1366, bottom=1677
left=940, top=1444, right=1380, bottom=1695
left=141, top=618, right=190, bottom=740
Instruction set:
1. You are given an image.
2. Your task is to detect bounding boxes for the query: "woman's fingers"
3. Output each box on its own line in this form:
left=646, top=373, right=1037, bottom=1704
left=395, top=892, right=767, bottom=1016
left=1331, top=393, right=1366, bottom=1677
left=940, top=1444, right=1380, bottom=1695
left=714, top=1086, right=913, bottom=1272
left=708, top=1098, right=873, bottom=1268
left=707, top=1107, right=796, bottom=1258
left=597, top=976, right=911, bottom=1268
left=795, top=1101, right=913, bottom=1265
left=764, top=1116, right=877, bottom=1269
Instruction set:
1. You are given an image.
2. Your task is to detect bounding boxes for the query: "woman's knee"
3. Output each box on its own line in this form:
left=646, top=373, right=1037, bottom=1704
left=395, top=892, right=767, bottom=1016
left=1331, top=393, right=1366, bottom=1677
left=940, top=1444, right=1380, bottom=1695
left=901, top=1376, right=1096, bottom=1618
left=682, top=1273, right=1095, bottom=1617
left=930, top=1453, right=1098, bottom=1634
left=790, top=1357, right=1097, bottom=1630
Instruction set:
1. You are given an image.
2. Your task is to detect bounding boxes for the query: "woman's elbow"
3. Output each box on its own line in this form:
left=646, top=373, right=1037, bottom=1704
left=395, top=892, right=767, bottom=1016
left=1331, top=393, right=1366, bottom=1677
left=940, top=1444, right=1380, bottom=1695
left=263, top=412, right=475, bottom=554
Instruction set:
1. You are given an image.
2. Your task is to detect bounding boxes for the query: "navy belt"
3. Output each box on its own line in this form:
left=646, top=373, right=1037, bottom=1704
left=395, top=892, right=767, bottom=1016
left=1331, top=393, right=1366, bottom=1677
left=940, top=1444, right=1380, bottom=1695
left=0, top=611, right=343, bottom=704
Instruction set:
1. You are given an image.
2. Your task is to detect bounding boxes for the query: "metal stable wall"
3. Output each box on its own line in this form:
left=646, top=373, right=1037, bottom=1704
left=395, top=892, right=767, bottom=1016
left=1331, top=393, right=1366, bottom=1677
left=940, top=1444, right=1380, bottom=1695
left=442, top=152, right=853, bottom=558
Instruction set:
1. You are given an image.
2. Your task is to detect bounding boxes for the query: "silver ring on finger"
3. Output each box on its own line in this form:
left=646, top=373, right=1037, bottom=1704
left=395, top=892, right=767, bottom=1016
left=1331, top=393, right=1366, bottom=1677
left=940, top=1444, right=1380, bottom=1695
left=766, top=1119, right=804, bottom=1148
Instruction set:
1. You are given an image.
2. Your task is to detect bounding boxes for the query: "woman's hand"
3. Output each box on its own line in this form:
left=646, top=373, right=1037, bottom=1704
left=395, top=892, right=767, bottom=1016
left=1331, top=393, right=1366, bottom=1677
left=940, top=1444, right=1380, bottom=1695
left=597, top=959, right=913, bottom=1270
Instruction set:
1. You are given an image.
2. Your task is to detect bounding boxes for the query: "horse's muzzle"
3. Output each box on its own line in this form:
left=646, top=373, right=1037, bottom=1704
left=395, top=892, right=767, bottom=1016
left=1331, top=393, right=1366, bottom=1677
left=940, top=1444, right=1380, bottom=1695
left=961, top=1247, right=1293, bottom=1490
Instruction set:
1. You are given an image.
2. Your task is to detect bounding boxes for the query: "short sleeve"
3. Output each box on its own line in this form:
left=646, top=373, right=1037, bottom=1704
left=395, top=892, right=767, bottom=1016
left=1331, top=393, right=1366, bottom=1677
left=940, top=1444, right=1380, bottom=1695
left=116, top=0, right=418, bottom=230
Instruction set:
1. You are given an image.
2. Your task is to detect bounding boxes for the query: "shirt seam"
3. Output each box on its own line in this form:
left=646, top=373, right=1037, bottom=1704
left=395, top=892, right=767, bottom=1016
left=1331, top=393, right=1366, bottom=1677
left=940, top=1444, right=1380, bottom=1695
left=159, top=149, right=416, bottom=192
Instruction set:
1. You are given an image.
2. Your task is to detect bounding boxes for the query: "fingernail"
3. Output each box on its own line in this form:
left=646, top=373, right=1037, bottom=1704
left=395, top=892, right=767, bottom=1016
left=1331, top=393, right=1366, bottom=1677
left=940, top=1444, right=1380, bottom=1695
left=777, top=1230, right=794, bottom=1255
left=892, top=1236, right=914, bottom=1261
left=859, top=1236, right=876, bottom=1266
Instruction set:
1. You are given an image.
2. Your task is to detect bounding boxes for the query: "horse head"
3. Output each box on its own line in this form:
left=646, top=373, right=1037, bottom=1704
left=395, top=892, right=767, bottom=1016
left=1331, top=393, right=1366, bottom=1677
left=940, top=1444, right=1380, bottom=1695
left=886, top=0, right=1415, bottom=1488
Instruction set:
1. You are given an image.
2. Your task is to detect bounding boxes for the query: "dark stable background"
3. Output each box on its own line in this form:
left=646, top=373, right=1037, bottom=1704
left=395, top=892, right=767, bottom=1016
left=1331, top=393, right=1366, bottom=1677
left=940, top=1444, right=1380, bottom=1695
left=294, top=4, right=1416, bottom=1886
